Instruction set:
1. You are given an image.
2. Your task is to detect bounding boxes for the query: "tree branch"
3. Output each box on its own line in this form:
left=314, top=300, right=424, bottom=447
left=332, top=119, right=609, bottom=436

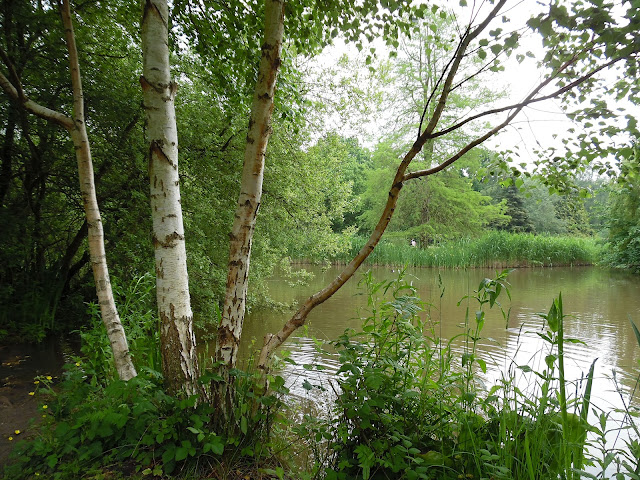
left=0, top=70, right=73, bottom=129
left=429, top=53, right=629, bottom=142
left=420, top=0, right=508, bottom=139
left=59, top=0, right=85, bottom=128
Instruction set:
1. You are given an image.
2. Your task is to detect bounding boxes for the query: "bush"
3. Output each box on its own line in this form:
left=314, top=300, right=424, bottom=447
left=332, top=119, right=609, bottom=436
left=4, top=362, right=290, bottom=479
left=299, top=271, right=610, bottom=480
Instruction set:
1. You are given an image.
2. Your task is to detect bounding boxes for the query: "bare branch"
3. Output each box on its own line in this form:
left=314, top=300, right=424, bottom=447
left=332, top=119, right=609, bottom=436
left=430, top=53, right=629, bottom=142
left=256, top=0, right=639, bottom=370
left=420, top=0, right=508, bottom=138
left=0, top=70, right=73, bottom=129
left=0, top=46, right=25, bottom=101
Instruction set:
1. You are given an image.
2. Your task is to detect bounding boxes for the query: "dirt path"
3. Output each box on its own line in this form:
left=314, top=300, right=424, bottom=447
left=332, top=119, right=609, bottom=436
left=0, top=341, right=64, bottom=469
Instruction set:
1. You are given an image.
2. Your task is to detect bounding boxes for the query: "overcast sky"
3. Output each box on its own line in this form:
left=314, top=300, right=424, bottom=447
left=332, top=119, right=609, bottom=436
left=308, top=0, right=638, bottom=169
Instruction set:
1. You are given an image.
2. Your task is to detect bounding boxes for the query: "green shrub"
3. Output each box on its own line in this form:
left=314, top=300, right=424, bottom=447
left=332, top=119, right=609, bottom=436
left=299, top=271, right=603, bottom=480
left=4, top=362, right=289, bottom=479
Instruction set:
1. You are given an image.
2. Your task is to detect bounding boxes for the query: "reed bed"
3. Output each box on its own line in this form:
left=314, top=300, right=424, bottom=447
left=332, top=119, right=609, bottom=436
left=298, top=231, right=602, bottom=268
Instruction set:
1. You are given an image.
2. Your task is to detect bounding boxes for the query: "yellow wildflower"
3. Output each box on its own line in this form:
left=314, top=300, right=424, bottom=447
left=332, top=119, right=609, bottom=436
left=42, top=405, right=48, bottom=409
left=8, top=436, right=13, bottom=441
left=46, top=376, right=52, bottom=381
left=29, top=392, right=35, bottom=396
left=33, top=380, right=39, bottom=385
left=14, top=430, right=20, bottom=435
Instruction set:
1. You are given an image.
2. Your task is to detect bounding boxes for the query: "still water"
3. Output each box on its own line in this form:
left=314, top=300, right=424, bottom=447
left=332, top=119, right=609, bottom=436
left=240, top=266, right=640, bottom=415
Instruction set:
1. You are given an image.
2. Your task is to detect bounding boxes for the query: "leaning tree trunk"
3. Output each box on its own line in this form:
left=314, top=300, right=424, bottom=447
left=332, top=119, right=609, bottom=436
left=59, top=0, right=137, bottom=380
left=216, top=0, right=285, bottom=369
left=141, top=0, right=199, bottom=395
left=257, top=0, right=514, bottom=370
left=0, top=0, right=136, bottom=380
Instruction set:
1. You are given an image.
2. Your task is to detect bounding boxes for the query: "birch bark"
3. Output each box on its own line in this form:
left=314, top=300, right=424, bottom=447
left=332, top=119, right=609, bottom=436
left=216, top=0, right=285, bottom=369
left=141, top=0, right=199, bottom=395
left=0, top=0, right=136, bottom=380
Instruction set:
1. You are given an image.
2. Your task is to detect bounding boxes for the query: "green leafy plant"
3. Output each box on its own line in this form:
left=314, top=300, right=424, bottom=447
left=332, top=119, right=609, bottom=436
left=310, top=270, right=603, bottom=480
left=4, top=340, right=291, bottom=479
left=79, top=272, right=160, bottom=383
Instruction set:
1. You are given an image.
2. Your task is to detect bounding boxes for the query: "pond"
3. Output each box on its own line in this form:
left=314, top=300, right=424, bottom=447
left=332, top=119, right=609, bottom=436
left=240, top=266, right=640, bottom=439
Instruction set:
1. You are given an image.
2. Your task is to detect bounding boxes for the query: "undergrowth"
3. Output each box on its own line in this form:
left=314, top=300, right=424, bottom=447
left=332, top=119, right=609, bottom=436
left=294, top=270, right=639, bottom=479
left=4, top=271, right=640, bottom=479
left=3, top=273, right=291, bottom=480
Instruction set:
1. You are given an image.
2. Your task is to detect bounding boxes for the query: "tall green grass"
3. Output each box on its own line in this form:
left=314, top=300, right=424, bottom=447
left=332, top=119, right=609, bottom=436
left=302, top=231, right=601, bottom=268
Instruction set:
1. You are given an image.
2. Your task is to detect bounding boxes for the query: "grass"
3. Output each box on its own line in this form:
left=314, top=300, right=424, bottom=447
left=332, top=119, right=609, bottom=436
left=297, top=230, right=602, bottom=268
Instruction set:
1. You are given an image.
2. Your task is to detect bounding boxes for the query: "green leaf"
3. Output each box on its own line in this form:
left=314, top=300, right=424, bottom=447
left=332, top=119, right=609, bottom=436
left=477, top=357, right=487, bottom=373
left=175, top=446, right=188, bottom=462
left=240, top=416, right=248, bottom=434
left=545, top=354, right=557, bottom=369
left=631, top=317, right=640, bottom=349
left=364, top=373, right=385, bottom=390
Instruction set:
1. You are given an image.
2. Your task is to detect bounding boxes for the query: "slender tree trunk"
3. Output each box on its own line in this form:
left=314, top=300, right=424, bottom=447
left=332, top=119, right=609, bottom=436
left=216, top=0, right=285, bottom=370
left=0, top=0, right=137, bottom=381
left=257, top=0, right=510, bottom=370
left=59, top=0, right=137, bottom=380
left=141, top=0, right=199, bottom=395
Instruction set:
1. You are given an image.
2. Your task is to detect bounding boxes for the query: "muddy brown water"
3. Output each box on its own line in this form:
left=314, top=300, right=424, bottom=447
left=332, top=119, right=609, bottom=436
left=241, top=266, right=640, bottom=391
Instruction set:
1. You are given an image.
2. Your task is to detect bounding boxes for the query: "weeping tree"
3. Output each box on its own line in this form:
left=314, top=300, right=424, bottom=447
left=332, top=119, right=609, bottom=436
left=0, top=0, right=136, bottom=380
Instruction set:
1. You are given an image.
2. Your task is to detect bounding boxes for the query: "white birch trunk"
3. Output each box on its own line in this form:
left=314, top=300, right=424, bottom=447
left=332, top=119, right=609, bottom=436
left=0, top=0, right=137, bottom=380
left=141, top=0, right=199, bottom=395
left=61, top=0, right=136, bottom=381
left=216, top=0, right=285, bottom=368
left=69, top=124, right=136, bottom=381
left=0, top=0, right=139, bottom=380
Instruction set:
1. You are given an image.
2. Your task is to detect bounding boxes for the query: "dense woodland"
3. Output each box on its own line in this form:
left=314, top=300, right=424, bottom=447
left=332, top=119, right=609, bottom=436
left=1, top=0, right=640, bottom=478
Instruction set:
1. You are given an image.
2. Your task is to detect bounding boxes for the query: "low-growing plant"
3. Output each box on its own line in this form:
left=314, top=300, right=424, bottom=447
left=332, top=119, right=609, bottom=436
left=5, top=364, right=291, bottom=479
left=79, top=272, right=160, bottom=383
left=301, top=270, right=609, bottom=480
left=4, top=347, right=291, bottom=479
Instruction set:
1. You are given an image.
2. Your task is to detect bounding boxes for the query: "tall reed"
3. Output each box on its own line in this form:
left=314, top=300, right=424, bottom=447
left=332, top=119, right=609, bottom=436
left=306, top=230, right=602, bottom=268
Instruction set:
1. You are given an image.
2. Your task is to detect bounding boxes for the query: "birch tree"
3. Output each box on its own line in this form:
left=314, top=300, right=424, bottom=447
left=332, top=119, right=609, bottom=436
left=141, top=0, right=200, bottom=395
left=214, top=0, right=418, bottom=372
left=0, top=0, right=136, bottom=380
left=215, top=0, right=285, bottom=370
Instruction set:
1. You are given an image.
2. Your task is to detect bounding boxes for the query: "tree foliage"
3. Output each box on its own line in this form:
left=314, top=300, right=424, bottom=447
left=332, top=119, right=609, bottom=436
left=606, top=142, right=640, bottom=272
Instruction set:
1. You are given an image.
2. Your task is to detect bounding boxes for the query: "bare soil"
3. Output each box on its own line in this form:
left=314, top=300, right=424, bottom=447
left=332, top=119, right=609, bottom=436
left=0, top=341, right=64, bottom=469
